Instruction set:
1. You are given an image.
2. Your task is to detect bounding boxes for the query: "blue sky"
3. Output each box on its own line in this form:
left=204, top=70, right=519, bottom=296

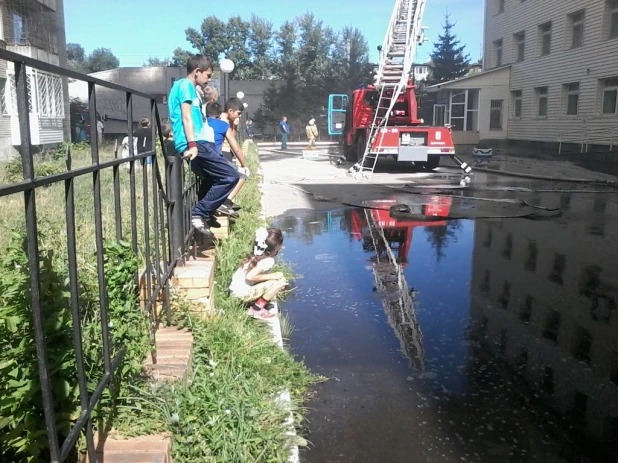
left=64, top=0, right=484, bottom=67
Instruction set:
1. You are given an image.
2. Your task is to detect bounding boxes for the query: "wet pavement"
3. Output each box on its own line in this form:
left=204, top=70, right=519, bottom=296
left=271, top=173, right=618, bottom=462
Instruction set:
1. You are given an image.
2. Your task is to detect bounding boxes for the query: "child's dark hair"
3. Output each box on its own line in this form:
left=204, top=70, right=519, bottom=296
left=206, top=101, right=223, bottom=118
left=187, top=55, right=212, bottom=74
left=225, top=97, right=244, bottom=113
left=161, top=122, right=172, bottom=139
left=242, top=228, right=283, bottom=270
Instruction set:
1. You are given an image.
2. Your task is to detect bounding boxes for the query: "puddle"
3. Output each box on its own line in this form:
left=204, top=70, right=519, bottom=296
left=274, top=192, right=618, bottom=463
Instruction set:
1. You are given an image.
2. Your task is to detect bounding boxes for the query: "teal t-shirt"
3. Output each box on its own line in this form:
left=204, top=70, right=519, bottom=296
left=168, top=78, right=214, bottom=153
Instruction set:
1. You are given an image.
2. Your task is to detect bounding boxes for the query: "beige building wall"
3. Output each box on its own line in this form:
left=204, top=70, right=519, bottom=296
left=484, top=0, right=618, bottom=145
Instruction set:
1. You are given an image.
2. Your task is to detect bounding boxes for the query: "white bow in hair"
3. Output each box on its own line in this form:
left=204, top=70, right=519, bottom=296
left=254, top=228, right=269, bottom=256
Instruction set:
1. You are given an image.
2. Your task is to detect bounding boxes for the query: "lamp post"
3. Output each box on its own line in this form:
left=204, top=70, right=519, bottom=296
left=220, top=58, right=235, bottom=104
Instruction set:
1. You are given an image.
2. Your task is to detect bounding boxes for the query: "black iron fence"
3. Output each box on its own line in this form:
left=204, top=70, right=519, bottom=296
left=0, top=49, right=191, bottom=462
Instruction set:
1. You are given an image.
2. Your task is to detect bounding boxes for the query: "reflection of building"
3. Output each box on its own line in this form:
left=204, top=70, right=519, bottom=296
left=0, top=0, right=70, bottom=160
left=429, top=0, right=618, bottom=150
left=469, top=194, right=618, bottom=451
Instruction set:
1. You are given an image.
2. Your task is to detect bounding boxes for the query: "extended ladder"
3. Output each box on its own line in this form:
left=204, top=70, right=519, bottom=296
left=349, top=0, right=428, bottom=179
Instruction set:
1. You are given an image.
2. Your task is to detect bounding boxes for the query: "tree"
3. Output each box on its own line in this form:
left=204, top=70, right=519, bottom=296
left=185, top=16, right=228, bottom=63
left=67, top=43, right=86, bottom=72
left=144, top=56, right=171, bottom=67
left=86, top=48, right=120, bottom=73
left=424, top=221, right=463, bottom=262
left=427, top=13, right=470, bottom=85
left=171, top=48, right=192, bottom=67
left=246, top=15, right=276, bottom=80
left=66, top=44, right=119, bottom=74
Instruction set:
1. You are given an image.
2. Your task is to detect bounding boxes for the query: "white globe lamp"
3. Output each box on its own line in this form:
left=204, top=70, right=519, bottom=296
left=243, top=102, right=249, bottom=108
left=236, top=91, right=245, bottom=99
left=220, top=58, right=235, bottom=74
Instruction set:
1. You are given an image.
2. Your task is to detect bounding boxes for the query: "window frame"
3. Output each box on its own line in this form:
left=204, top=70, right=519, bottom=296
left=512, top=90, right=523, bottom=119
left=601, top=77, right=618, bottom=115
left=563, top=82, right=580, bottom=116
left=535, top=86, right=549, bottom=118
left=607, top=0, right=618, bottom=39
left=514, top=31, right=526, bottom=62
left=494, top=39, right=503, bottom=67
left=489, top=99, right=504, bottom=130
left=12, top=12, right=27, bottom=45
left=538, top=22, right=552, bottom=56
left=567, top=10, right=585, bottom=49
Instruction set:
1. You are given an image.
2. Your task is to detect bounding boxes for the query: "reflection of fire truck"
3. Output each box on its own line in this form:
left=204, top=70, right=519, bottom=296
left=349, top=196, right=452, bottom=265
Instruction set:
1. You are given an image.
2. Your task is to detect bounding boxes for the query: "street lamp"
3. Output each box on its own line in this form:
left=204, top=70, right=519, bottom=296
left=236, top=91, right=245, bottom=100
left=220, top=58, right=235, bottom=103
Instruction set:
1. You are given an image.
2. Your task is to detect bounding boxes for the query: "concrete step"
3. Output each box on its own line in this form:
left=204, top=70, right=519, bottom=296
left=82, top=433, right=173, bottom=463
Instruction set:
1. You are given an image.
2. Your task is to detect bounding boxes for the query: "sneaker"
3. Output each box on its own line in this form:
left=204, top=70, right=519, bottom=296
left=247, top=307, right=276, bottom=320
left=208, top=216, right=222, bottom=228
left=216, top=203, right=239, bottom=218
left=224, top=199, right=241, bottom=211
left=191, top=216, right=214, bottom=239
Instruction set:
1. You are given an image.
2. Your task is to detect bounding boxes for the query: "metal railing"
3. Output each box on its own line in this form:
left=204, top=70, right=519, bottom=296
left=558, top=126, right=617, bottom=154
left=0, top=48, right=192, bottom=462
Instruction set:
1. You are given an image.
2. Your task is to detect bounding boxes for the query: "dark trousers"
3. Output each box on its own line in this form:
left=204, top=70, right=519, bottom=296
left=190, top=141, right=239, bottom=219
left=281, top=132, right=288, bottom=149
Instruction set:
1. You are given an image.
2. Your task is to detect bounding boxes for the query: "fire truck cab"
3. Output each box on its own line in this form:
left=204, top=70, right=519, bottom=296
left=328, top=84, right=456, bottom=170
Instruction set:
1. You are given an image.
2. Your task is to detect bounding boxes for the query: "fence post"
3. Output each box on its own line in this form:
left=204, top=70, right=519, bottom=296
left=168, top=154, right=185, bottom=262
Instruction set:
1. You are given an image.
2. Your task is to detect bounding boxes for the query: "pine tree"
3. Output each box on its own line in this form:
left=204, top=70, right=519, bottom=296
left=427, top=14, right=470, bottom=85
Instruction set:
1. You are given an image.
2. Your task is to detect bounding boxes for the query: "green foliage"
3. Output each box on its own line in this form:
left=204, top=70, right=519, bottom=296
left=427, top=14, right=471, bottom=85
left=0, top=233, right=150, bottom=461
left=2, top=156, right=65, bottom=184
left=0, top=232, right=78, bottom=462
left=175, top=13, right=373, bottom=133
left=113, top=142, right=319, bottom=462
left=67, top=43, right=120, bottom=73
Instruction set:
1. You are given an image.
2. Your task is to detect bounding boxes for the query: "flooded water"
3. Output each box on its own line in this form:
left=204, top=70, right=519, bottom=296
left=274, top=190, right=618, bottom=463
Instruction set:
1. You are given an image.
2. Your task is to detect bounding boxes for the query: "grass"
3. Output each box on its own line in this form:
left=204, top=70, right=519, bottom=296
left=0, top=143, right=164, bottom=273
left=110, top=142, right=320, bottom=462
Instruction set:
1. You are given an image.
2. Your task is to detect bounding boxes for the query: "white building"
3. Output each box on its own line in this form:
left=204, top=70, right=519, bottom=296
left=0, top=0, right=69, bottom=161
left=413, top=63, right=430, bottom=82
left=428, top=0, right=618, bottom=151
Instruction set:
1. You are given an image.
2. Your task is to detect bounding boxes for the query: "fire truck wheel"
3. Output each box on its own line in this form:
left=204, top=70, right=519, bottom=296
left=419, top=157, right=440, bottom=170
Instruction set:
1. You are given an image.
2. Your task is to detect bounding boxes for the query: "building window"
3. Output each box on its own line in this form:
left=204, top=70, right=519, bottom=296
left=489, top=100, right=503, bottom=130
left=512, top=90, right=523, bottom=118
left=538, top=22, right=552, bottom=56
left=0, top=78, right=8, bottom=115
left=536, top=86, right=548, bottom=117
left=543, top=310, right=561, bottom=342
left=601, top=77, right=618, bottom=114
left=497, top=0, right=505, bottom=15
left=514, top=31, right=525, bottom=62
left=606, top=1, right=618, bottom=39
left=494, top=39, right=503, bottom=67
left=564, top=82, right=580, bottom=116
left=567, top=10, right=585, bottom=49
left=12, top=13, right=26, bottom=45
left=525, top=241, right=537, bottom=272
left=520, top=295, right=533, bottom=323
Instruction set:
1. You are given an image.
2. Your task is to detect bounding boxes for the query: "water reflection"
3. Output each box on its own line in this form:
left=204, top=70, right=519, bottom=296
left=469, top=193, right=618, bottom=454
left=275, top=191, right=618, bottom=461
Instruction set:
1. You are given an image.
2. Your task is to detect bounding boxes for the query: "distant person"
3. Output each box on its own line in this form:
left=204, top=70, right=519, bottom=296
left=245, top=118, right=255, bottom=140
left=168, top=54, right=239, bottom=239
left=280, top=116, right=289, bottom=150
left=96, top=118, right=104, bottom=146
left=305, top=118, right=318, bottom=148
left=161, top=122, right=177, bottom=157
left=120, top=134, right=138, bottom=169
left=229, top=227, right=288, bottom=320
left=134, top=118, right=153, bottom=166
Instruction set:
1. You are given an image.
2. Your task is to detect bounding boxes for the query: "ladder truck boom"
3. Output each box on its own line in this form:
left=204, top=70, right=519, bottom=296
left=327, top=0, right=472, bottom=184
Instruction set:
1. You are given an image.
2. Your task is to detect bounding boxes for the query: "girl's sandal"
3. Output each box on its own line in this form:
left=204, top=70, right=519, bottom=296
left=247, top=307, right=276, bottom=320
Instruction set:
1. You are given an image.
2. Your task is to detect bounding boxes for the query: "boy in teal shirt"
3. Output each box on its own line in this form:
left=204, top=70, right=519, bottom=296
left=168, top=55, right=240, bottom=238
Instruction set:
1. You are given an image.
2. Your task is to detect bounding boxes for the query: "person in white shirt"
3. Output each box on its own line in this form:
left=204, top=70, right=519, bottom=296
left=229, top=227, right=288, bottom=319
